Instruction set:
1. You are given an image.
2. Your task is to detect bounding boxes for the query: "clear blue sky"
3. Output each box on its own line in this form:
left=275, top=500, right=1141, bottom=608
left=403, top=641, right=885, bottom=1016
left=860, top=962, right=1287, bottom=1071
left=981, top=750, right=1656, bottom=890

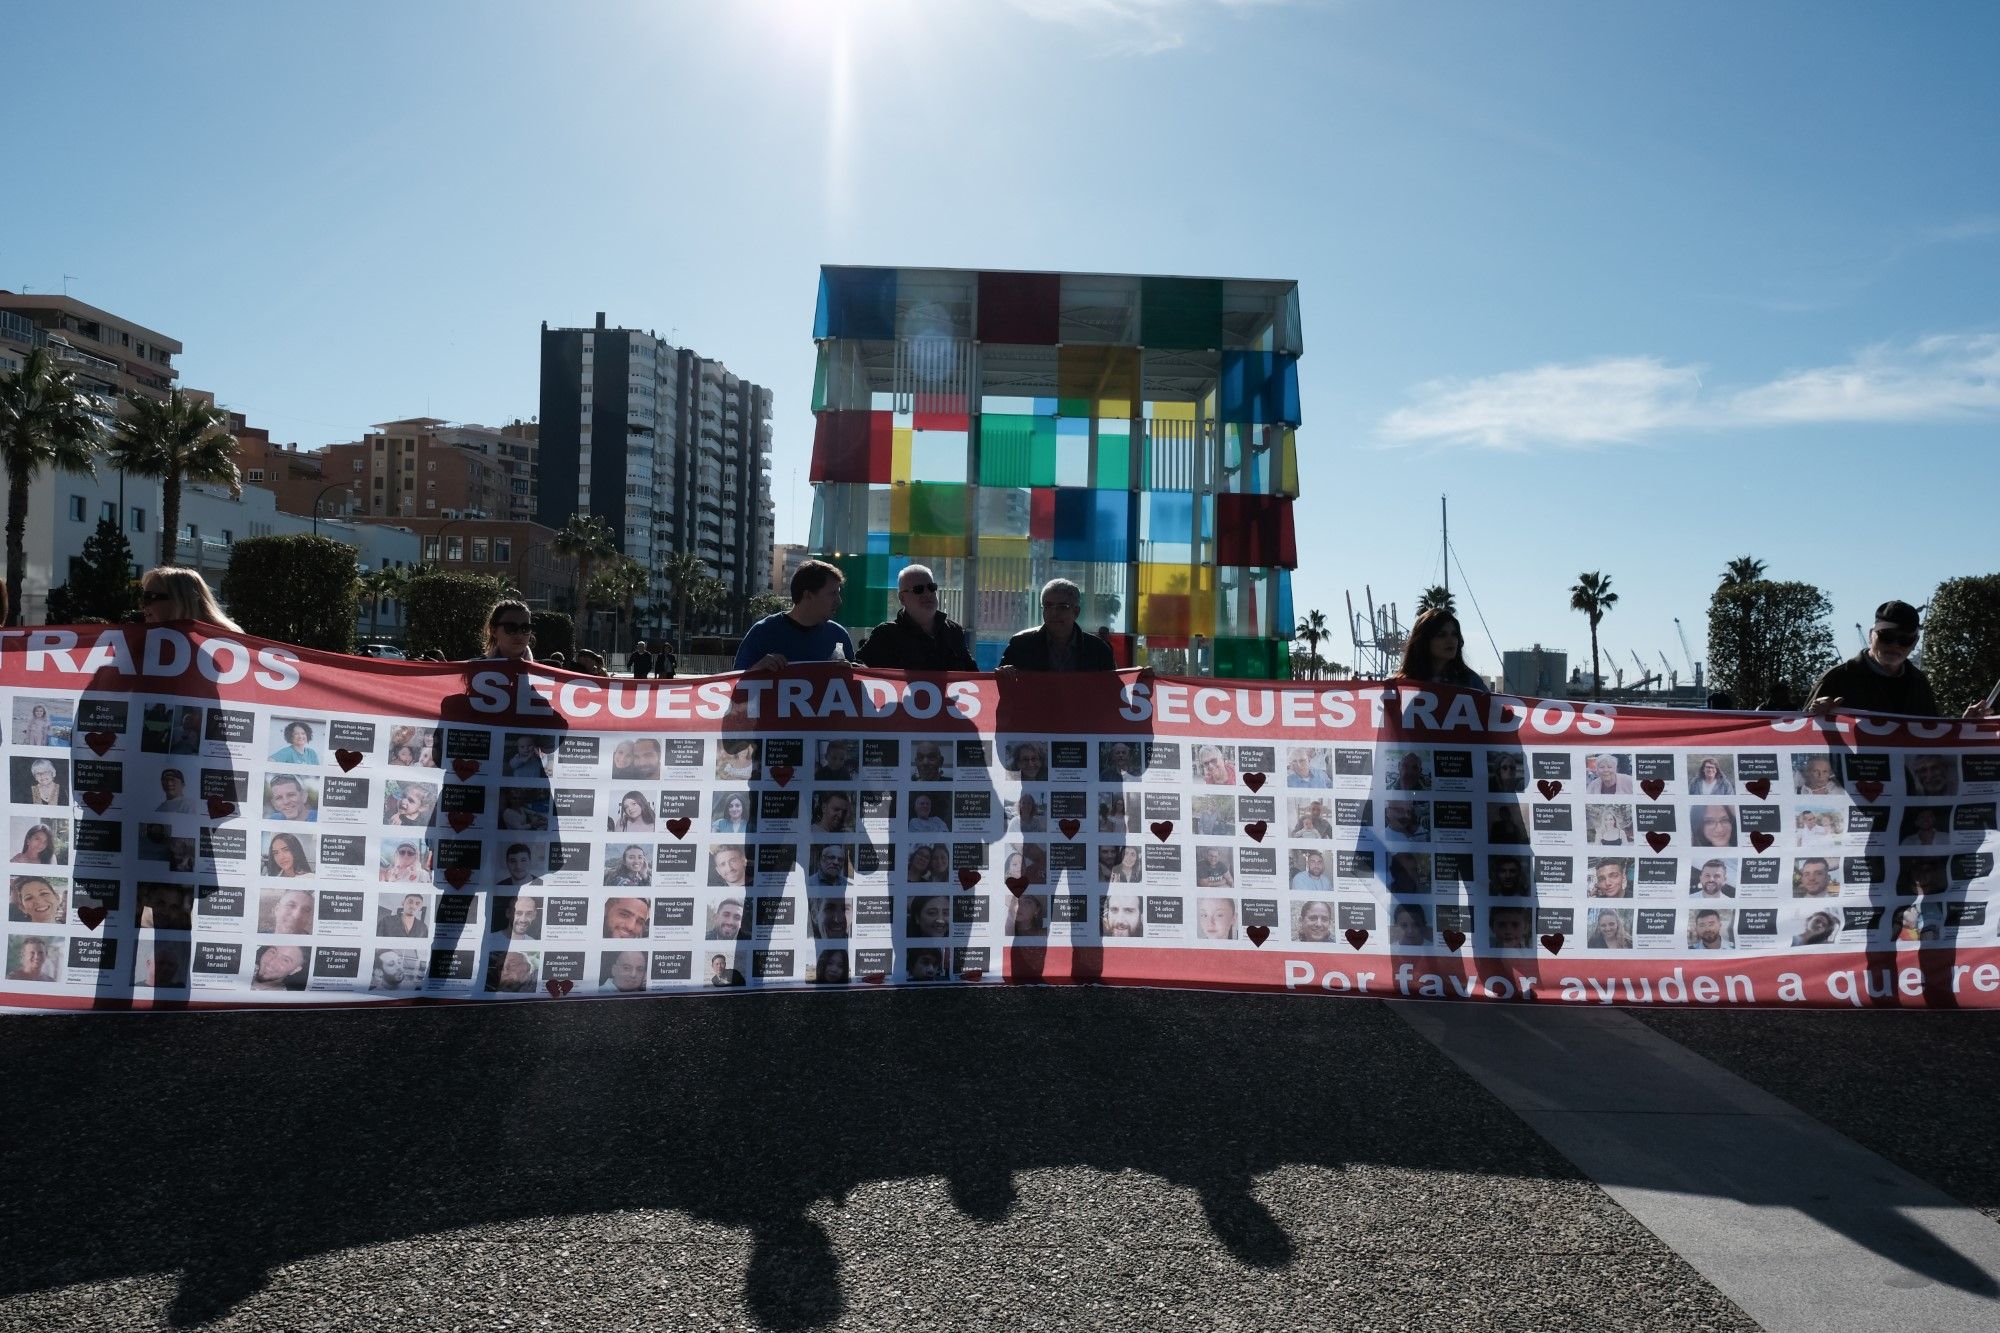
left=6, top=0, right=1997, bottom=678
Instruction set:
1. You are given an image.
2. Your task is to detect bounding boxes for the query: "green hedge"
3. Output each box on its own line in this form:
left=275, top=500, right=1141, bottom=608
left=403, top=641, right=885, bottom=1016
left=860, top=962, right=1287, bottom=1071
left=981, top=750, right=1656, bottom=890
left=404, top=572, right=512, bottom=660
left=222, top=535, right=359, bottom=652
left=532, top=610, right=575, bottom=662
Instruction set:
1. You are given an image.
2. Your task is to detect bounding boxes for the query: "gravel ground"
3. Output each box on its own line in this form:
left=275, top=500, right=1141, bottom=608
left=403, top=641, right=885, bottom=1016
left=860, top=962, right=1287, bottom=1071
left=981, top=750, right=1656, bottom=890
left=1632, top=1006, right=2000, bottom=1224
left=0, top=990, right=1756, bottom=1332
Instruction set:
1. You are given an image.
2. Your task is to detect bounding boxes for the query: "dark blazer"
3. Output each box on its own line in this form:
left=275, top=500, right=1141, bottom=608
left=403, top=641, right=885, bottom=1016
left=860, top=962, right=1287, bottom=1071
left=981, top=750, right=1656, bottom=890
left=858, top=611, right=977, bottom=671
left=999, top=626, right=1117, bottom=672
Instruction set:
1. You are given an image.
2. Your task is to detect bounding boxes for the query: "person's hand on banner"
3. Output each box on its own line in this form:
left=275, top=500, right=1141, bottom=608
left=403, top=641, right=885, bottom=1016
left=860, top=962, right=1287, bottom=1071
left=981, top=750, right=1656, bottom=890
left=748, top=653, right=788, bottom=673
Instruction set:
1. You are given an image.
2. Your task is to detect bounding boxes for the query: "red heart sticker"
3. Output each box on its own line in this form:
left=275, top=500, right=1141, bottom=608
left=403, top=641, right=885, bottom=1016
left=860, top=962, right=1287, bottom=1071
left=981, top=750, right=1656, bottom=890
left=1003, top=876, right=1029, bottom=897
left=770, top=765, right=795, bottom=787
left=452, top=759, right=481, bottom=781
left=1856, top=781, right=1884, bottom=804
left=1245, top=925, right=1270, bottom=947
left=447, top=811, right=475, bottom=832
left=1441, top=929, right=1467, bottom=952
left=1541, top=933, right=1565, bottom=954
left=957, top=868, right=981, bottom=891
left=959, top=969, right=985, bottom=983
left=444, top=868, right=472, bottom=889
left=862, top=971, right=887, bottom=985
left=1149, top=820, right=1174, bottom=842
left=1243, top=772, right=1266, bottom=792
left=1640, top=779, right=1666, bottom=801
left=84, top=731, right=117, bottom=756
left=1745, top=779, right=1772, bottom=800
left=1242, top=820, right=1269, bottom=843
left=205, top=797, right=236, bottom=819
left=83, top=791, right=115, bottom=815
left=664, top=817, right=692, bottom=840
left=1645, top=831, right=1671, bottom=853
left=1749, top=832, right=1775, bottom=853
left=1344, top=928, right=1369, bottom=950
left=1058, top=818, right=1081, bottom=840
left=544, top=978, right=574, bottom=999
left=1537, top=780, right=1563, bottom=801
left=77, top=905, right=107, bottom=930
left=335, top=749, right=365, bottom=772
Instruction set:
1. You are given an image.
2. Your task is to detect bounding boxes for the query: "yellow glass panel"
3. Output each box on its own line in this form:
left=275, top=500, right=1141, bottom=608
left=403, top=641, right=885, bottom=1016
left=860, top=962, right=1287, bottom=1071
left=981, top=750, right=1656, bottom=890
left=892, top=427, right=913, bottom=483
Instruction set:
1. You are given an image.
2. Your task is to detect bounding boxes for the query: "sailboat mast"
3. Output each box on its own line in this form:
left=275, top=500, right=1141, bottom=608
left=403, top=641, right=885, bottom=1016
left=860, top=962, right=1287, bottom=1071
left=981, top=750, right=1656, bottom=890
left=1441, top=495, right=1449, bottom=595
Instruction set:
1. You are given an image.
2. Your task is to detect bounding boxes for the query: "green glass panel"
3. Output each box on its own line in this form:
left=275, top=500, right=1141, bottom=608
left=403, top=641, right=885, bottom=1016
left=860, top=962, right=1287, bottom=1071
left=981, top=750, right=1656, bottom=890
left=908, top=483, right=969, bottom=538
left=977, top=414, right=1056, bottom=487
left=1141, top=276, right=1224, bottom=350
left=1094, top=426, right=1131, bottom=489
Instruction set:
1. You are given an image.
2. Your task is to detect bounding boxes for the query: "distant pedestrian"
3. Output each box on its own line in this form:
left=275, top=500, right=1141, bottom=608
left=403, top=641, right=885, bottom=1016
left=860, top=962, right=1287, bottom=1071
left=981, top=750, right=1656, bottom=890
left=575, top=649, right=607, bottom=677
left=140, top=567, right=243, bottom=632
left=656, top=646, right=678, bottom=679
left=858, top=564, right=976, bottom=671
left=997, top=578, right=1114, bottom=674
left=629, top=640, right=655, bottom=679
left=734, top=559, right=854, bottom=671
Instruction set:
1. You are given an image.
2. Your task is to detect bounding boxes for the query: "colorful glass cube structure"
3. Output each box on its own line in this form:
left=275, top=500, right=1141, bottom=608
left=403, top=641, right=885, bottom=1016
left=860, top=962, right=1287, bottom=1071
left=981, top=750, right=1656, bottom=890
left=808, top=266, right=1303, bottom=676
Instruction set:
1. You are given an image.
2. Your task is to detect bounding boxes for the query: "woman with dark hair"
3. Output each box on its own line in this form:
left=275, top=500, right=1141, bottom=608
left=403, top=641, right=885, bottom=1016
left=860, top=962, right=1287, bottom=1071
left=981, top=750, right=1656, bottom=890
left=483, top=599, right=535, bottom=661
left=13, top=824, right=55, bottom=865
left=907, top=894, right=951, bottom=938
left=1691, top=804, right=1739, bottom=848
left=1396, top=608, right=1484, bottom=690
left=608, top=790, right=656, bottom=832
left=262, top=832, right=313, bottom=878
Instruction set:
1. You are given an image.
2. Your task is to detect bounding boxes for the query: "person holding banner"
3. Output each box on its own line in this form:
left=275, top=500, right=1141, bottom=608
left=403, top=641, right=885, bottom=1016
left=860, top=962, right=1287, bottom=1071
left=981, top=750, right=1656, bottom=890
left=483, top=600, right=536, bottom=662
left=857, top=564, right=977, bottom=671
left=1809, top=599, right=1987, bottom=718
left=140, top=566, right=242, bottom=631
left=997, top=579, right=1116, bottom=674
left=1395, top=609, right=1486, bottom=690
left=735, top=560, right=854, bottom=671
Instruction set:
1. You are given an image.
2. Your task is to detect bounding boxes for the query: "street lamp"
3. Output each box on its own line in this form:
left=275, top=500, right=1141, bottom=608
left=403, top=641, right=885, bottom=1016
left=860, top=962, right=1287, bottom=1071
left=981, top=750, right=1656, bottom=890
left=311, top=482, right=354, bottom=536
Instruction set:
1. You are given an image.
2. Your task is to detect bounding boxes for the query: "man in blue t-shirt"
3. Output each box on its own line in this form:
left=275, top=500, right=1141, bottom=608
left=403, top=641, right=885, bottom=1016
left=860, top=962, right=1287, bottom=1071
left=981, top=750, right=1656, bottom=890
left=734, top=559, right=856, bottom=671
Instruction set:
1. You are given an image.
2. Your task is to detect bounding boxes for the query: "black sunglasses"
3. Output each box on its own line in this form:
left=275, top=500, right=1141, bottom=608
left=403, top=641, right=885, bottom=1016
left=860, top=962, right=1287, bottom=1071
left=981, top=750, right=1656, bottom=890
left=1877, top=630, right=1918, bottom=648
left=904, top=582, right=938, bottom=596
left=494, top=621, right=533, bottom=634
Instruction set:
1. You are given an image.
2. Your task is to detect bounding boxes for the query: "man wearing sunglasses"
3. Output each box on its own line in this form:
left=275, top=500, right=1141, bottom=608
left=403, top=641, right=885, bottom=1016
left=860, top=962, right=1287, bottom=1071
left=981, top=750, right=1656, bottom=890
left=1808, top=600, right=1955, bottom=718
left=997, top=578, right=1116, bottom=674
left=856, top=564, right=976, bottom=671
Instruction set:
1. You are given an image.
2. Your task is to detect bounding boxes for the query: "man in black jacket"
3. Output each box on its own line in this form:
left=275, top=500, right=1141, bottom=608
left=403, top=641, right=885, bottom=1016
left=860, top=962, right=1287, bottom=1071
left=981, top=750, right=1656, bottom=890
left=1808, top=599, right=1987, bottom=718
left=857, top=564, right=977, bottom=671
left=629, top=640, right=654, bottom=680
left=998, top=578, right=1116, bottom=674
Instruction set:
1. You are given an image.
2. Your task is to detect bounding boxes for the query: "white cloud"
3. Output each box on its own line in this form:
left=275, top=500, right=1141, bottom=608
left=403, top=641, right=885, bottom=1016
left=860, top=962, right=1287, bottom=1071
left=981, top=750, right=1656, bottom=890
left=1377, top=334, right=2000, bottom=450
left=1376, top=357, right=1704, bottom=451
left=1005, top=0, right=1296, bottom=56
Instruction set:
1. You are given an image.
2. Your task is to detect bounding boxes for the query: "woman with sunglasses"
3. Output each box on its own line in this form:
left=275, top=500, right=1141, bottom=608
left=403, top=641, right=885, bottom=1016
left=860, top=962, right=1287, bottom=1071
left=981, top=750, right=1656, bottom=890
left=856, top=563, right=976, bottom=671
left=483, top=599, right=536, bottom=662
left=140, top=567, right=243, bottom=631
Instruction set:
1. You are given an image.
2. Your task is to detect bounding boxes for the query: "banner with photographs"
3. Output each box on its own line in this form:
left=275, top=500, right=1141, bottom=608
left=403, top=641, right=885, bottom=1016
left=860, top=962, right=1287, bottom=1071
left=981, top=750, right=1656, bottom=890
left=3, top=624, right=1998, bottom=1014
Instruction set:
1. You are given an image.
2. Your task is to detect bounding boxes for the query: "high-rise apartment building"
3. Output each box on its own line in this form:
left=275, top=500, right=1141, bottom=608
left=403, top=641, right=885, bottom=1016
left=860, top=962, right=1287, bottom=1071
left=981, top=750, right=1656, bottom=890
left=538, top=314, right=775, bottom=631
left=0, top=291, right=180, bottom=401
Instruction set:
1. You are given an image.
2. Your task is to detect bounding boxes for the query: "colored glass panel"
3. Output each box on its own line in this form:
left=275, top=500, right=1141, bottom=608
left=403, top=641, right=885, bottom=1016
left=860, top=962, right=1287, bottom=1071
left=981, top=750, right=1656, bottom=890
left=815, top=268, right=897, bottom=340
left=976, top=413, right=1056, bottom=488
left=977, top=271, right=1061, bottom=345
left=1093, top=423, right=1131, bottom=490
left=1029, top=488, right=1056, bottom=541
left=1217, top=351, right=1301, bottom=425
left=1057, top=345, right=1139, bottom=418
left=1137, top=562, right=1215, bottom=638
left=810, top=410, right=891, bottom=484
left=1216, top=495, right=1298, bottom=568
left=1140, top=276, right=1224, bottom=350
left=910, top=429, right=968, bottom=484
left=1213, top=637, right=1289, bottom=680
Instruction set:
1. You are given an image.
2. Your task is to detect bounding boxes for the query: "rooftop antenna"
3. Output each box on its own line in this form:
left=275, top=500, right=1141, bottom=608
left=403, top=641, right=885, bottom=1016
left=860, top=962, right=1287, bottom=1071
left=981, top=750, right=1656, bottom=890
left=62, top=274, right=79, bottom=295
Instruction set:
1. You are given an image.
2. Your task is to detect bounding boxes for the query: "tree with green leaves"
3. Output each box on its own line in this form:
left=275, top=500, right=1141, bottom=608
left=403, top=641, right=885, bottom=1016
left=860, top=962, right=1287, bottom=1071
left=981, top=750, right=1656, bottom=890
left=358, top=564, right=413, bottom=642
left=107, top=388, right=241, bottom=569
left=1920, top=574, right=2000, bottom=716
left=404, top=571, right=514, bottom=660
left=1299, top=609, right=1329, bottom=681
left=0, top=347, right=105, bottom=623
left=1706, top=579, right=1838, bottom=709
left=1569, top=571, right=1618, bottom=697
left=47, top=516, right=136, bottom=623
left=592, top=557, right=649, bottom=656
left=553, top=512, right=617, bottom=621
left=1721, top=556, right=1767, bottom=588
left=662, top=550, right=719, bottom=653
left=221, top=535, right=360, bottom=652
left=1416, top=585, right=1455, bottom=616
left=745, top=591, right=789, bottom=621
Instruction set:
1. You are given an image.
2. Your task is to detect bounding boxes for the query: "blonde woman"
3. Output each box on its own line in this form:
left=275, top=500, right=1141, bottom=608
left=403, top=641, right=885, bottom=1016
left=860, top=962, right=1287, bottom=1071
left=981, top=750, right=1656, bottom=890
left=140, top=567, right=242, bottom=631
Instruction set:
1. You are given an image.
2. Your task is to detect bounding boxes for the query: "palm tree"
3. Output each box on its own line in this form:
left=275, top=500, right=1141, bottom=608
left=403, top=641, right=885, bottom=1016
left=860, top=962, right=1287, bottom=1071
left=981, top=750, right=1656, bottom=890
left=1569, top=571, right=1619, bottom=697
left=1720, top=555, right=1767, bottom=587
left=1299, top=609, right=1329, bottom=681
left=106, top=389, right=241, bottom=568
left=553, top=512, right=617, bottom=619
left=661, top=550, right=715, bottom=653
left=1417, top=585, right=1455, bottom=616
left=593, top=557, right=648, bottom=657
left=359, top=564, right=413, bottom=642
left=0, top=348, right=105, bottom=622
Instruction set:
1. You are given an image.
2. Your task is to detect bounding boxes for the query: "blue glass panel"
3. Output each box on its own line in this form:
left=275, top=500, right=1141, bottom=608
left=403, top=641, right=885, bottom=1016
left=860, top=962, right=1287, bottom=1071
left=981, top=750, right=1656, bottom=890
left=1052, top=487, right=1096, bottom=562
left=1089, top=489, right=1133, bottom=564
left=1217, top=351, right=1302, bottom=425
left=814, top=267, right=898, bottom=340
left=1276, top=569, right=1295, bottom=639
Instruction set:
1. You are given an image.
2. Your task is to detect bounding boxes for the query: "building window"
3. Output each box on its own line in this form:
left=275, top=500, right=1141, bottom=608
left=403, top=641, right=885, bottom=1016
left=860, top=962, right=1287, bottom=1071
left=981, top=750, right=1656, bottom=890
left=494, top=539, right=512, bottom=563
left=220, top=529, right=234, bottom=545
left=68, top=496, right=85, bottom=522
left=446, top=537, right=464, bottom=561
left=427, top=461, right=437, bottom=472
left=100, top=501, right=116, bottom=523
left=471, top=538, right=489, bottom=563
left=353, top=460, right=364, bottom=471
left=246, top=468, right=264, bottom=482
left=130, top=507, right=145, bottom=532
left=425, top=499, right=436, bottom=510
left=423, top=538, right=440, bottom=561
